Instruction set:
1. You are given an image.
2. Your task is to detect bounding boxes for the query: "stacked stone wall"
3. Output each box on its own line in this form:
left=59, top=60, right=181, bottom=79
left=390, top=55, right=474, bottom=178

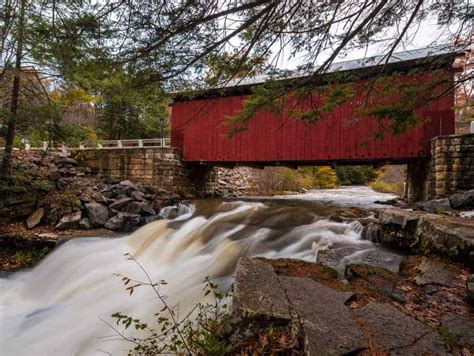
left=72, top=148, right=259, bottom=197
left=426, top=134, right=474, bottom=199
left=73, top=148, right=191, bottom=196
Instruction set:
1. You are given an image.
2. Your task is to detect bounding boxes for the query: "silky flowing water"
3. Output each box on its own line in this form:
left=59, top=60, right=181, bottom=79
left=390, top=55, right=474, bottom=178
left=0, top=186, right=397, bottom=355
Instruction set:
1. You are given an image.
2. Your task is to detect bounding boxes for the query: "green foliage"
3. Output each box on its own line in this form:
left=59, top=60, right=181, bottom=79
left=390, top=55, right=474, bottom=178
left=336, top=165, right=376, bottom=185
left=14, top=247, right=50, bottom=268
left=108, top=254, right=232, bottom=355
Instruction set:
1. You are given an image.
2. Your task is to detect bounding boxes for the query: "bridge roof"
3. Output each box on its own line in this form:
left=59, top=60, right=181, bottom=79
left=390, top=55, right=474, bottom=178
left=174, top=46, right=459, bottom=101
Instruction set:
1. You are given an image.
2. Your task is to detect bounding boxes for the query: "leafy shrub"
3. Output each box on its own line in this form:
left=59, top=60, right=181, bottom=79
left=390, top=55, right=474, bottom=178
left=336, top=165, right=376, bottom=185
left=108, top=254, right=232, bottom=355
left=253, top=166, right=337, bottom=195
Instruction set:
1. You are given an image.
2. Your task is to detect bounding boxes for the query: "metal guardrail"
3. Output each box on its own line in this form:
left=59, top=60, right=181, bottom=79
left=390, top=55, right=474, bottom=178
left=1, top=138, right=171, bottom=152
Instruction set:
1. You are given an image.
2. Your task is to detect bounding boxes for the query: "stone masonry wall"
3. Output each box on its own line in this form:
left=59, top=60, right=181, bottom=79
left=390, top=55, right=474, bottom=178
left=426, top=134, right=474, bottom=199
left=73, top=148, right=191, bottom=196
left=72, top=148, right=258, bottom=197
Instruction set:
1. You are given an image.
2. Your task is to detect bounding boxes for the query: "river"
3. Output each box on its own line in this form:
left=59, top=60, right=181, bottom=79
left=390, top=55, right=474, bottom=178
left=0, top=186, right=398, bottom=355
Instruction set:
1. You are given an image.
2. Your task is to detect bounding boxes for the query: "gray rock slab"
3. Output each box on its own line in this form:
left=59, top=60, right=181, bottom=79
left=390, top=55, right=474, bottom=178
left=441, top=315, right=474, bottom=348
left=354, top=302, right=447, bottom=354
left=280, top=276, right=365, bottom=355
left=232, top=258, right=291, bottom=321
left=414, top=257, right=464, bottom=288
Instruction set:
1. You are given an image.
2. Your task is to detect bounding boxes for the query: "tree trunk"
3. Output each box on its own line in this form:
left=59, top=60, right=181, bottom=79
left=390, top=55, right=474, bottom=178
left=1, top=0, right=26, bottom=179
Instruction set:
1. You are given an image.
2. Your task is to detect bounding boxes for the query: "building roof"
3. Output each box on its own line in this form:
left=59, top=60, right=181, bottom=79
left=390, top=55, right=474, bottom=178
left=174, top=46, right=459, bottom=101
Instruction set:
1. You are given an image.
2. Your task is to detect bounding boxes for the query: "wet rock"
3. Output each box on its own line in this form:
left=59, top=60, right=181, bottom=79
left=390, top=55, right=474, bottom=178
left=415, top=216, right=474, bottom=269
left=377, top=209, right=474, bottom=269
left=143, top=215, right=162, bottom=225
left=104, top=212, right=141, bottom=232
left=55, top=211, right=82, bottom=230
left=233, top=258, right=291, bottom=321
left=140, top=203, right=156, bottom=216
left=414, top=198, right=452, bottom=213
left=131, top=190, right=145, bottom=201
left=329, top=207, right=371, bottom=222
left=280, top=276, right=365, bottom=355
left=348, top=248, right=405, bottom=274
left=84, top=202, right=110, bottom=227
left=374, top=198, right=399, bottom=205
left=124, top=201, right=143, bottom=215
left=379, top=209, right=421, bottom=230
left=354, top=302, right=447, bottom=354
left=54, top=155, right=78, bottom=166
left=109, top=184, right=128, bottom=198
left=345, top=263, right=405, bottom=302
left=414, top=257, right=463, bottom=288
left=449, top=190, right=474, bottom=210
left=109, top=198, right=133, bottom=211
left=26, top=208, right=45, bottom=229
left=78, top=217, right=92, bottom=230
left=119, top=180, right=137, bottom=195
left=441, top=315, right=474, bottom=349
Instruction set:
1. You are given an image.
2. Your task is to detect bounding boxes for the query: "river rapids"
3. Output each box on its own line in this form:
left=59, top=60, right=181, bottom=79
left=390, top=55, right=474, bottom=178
left=0, top=187, right=397, bottom=355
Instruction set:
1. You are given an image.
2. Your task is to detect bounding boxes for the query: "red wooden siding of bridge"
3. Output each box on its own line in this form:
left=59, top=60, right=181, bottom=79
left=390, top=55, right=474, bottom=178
left=171, top=71, right=455, bottom=164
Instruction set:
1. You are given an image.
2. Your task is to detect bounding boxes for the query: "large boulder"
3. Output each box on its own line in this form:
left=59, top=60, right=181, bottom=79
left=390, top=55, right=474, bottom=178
left=104, top=212, right=141, bottom=232
left=26, top=208, right=45, bottom=229
left=84, top=202, right=110, bottom=227
left=56, top=211, right=82, bottom=230
left=413, top=198, right=452, bottom=213
left=449, top=190, right=474, bottom=210
left=124, top=201, right=143, bottom=215
left=109, top=198, right=133, bottom=211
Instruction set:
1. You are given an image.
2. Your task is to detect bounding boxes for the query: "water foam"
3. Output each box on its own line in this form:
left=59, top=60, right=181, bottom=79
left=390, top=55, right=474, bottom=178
left=0, top=189, right=394, bottom=355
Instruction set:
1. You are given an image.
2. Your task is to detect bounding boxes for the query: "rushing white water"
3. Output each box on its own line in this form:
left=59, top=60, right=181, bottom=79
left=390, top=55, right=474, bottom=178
left=0, top=187, right=396, bottom=356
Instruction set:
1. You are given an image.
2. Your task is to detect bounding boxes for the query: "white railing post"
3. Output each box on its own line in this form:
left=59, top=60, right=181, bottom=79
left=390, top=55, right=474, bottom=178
left=61, top=144, right=67, bottom=154
left=79, top=143, right=84, bottom=150
left=25, top=143, right=30, bottom=151
left=42, top=142, right=48, bottom=151
left=117, top=140, right=122, bottom=148
left=98, top=143, right=103, bottom=149
left=138, top=139, right=143, bottom=148
left=470, top=121, right=474, bottom=134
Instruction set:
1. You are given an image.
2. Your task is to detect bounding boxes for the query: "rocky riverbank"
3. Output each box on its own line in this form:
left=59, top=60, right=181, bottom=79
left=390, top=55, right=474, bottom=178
left=232, top=257, right=473, bottom=354
left=0, top=151, right=181, bottom=270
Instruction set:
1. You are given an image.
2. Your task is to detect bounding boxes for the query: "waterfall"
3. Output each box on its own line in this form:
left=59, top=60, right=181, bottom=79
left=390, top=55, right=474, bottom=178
left=0, top=187, right=398, bottom=356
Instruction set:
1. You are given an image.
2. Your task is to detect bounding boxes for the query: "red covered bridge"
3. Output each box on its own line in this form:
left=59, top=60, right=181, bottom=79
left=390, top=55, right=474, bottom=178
left=171, top=48, right=456, bottom=166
